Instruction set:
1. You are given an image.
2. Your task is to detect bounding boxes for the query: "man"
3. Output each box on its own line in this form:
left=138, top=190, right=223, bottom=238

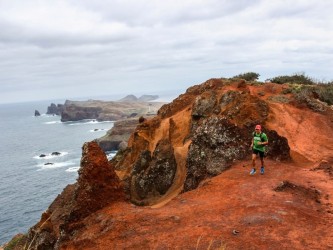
left=250, top=124, right=268, bottom=175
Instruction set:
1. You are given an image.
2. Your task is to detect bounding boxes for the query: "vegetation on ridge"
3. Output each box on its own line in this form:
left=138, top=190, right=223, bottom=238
left=232, top=72, right=260, bottom=81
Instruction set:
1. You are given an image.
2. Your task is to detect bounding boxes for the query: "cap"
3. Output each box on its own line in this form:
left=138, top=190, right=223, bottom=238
left=255, top=125, right=261, bottom=130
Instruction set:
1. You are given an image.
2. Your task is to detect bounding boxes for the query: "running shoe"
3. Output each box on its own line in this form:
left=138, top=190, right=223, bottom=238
left=250, top=168, right=256, bottom=175
left=260, top=166, right=265, bottom=175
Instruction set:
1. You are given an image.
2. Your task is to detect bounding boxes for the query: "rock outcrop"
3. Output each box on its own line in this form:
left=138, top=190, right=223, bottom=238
left=46, top=103, right=64, bottom=115
left=34, top=110, right=40, bottom=116
left=113, top=79, right=293, bottom=205
left=24, top=142, right=124, bottom=249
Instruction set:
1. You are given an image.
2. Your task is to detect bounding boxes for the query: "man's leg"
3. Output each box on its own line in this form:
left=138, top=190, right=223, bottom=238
left=260, top=153, right=265, bottom=174
left=260, top=156, right=264, bottom=167
left=252, top=153, right=257, bottom=168
left=250, top=153, right=257, bottom=175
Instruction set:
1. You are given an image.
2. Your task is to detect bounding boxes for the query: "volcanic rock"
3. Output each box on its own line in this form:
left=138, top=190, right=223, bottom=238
left=24, top=142, right=124, bottom=249
left=51, top=152, right=61, bottom=156
left=46, top=103, right=64, bottom=116
left=130, top=138, right=177, bottom=205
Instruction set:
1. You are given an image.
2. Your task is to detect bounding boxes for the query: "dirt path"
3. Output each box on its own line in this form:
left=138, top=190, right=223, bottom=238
left=65, top=158, right=333, bottom=249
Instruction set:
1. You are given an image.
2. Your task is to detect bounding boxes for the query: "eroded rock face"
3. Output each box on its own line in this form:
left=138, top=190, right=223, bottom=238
left=130, top=139, right=177, bottom=205
left=25, top=142, right=124, bottom=249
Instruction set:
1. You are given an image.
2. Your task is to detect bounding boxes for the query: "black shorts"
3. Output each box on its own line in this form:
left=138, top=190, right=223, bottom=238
left=253, top=149, right=265, bottom=158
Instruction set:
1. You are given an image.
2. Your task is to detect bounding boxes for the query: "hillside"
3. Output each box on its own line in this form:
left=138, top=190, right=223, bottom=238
left=60, top=99, right=164, bottom=122
left=6, top=78, right=333, bottom=249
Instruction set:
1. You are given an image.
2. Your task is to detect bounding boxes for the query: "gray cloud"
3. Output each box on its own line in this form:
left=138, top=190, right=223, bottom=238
left=0, top=0, right=332, bottom=103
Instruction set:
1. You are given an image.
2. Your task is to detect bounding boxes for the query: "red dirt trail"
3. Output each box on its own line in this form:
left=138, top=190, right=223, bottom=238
left=64, top=158, right=333, bottom=250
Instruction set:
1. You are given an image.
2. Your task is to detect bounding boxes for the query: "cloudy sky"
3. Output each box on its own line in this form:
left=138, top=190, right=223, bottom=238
left=0, top=0, right=332, bottom=103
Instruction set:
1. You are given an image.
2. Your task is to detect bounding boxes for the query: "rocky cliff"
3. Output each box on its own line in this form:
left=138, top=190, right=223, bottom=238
left=7, top=78, right=333, bottom=249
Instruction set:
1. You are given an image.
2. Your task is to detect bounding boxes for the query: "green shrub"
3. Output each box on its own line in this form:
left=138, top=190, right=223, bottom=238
left=314, top=83, right=333, bottom=105
left=270, top=73, right=315, bottom=85
left=232, top=72, right=260, bottom=81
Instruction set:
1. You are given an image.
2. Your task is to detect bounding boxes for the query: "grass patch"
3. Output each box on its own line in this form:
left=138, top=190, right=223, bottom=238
left=268, top=95, right=290, bottom=103
left=4, top=234, right=27, bottom=250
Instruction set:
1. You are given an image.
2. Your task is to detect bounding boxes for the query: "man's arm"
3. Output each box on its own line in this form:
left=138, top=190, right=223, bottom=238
left=259, top=134, right=268, bottom=145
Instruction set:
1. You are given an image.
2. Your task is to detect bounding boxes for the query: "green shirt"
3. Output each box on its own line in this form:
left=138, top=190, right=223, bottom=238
left=253, top=132, right=268, bottom=152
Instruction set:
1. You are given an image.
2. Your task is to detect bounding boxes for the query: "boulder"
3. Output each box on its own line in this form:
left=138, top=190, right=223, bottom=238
left=34, top=110, right=41, bottom=116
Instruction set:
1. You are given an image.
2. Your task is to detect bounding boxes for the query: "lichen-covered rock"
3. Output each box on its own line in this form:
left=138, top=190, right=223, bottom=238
left=130, top=139, right=177, bottom=205
left=185, top=118, right=249, bottom=191
left=191, top=91, right=218, bottom=119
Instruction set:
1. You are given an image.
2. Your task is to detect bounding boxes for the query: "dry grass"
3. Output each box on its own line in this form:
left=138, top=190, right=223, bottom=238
left=196, top=235, right=227, bottom=250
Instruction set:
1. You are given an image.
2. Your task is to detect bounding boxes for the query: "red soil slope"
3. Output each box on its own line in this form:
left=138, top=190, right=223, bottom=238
left=63, top=159, right=333, bottom=249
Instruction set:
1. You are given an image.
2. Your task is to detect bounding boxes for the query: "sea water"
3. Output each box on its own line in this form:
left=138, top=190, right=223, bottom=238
left=0, top=101, right=116, bottom=244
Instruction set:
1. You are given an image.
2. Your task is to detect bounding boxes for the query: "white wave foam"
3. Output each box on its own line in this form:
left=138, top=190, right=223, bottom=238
left=106, top=151, right=117, bottom=160
left=67, top=120, right=114, bottom=126
left=65, top=166, right=80, bottom=172
left=33, top=151, right=68, bottom=160
left=41, top=114, right=58, bottom=117
left=44, top=121, right=61, bottom=124
left=36, top=161, right=76, bottom=170
left=89, top=128, right=107, bottom=132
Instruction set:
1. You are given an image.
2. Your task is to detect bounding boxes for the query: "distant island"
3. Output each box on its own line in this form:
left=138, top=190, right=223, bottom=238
left=45, top=94, right=165, bottom=122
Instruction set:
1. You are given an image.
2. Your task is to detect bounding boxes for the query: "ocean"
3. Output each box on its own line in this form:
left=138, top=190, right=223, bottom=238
left=0, top=100, right=116, bottom=245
